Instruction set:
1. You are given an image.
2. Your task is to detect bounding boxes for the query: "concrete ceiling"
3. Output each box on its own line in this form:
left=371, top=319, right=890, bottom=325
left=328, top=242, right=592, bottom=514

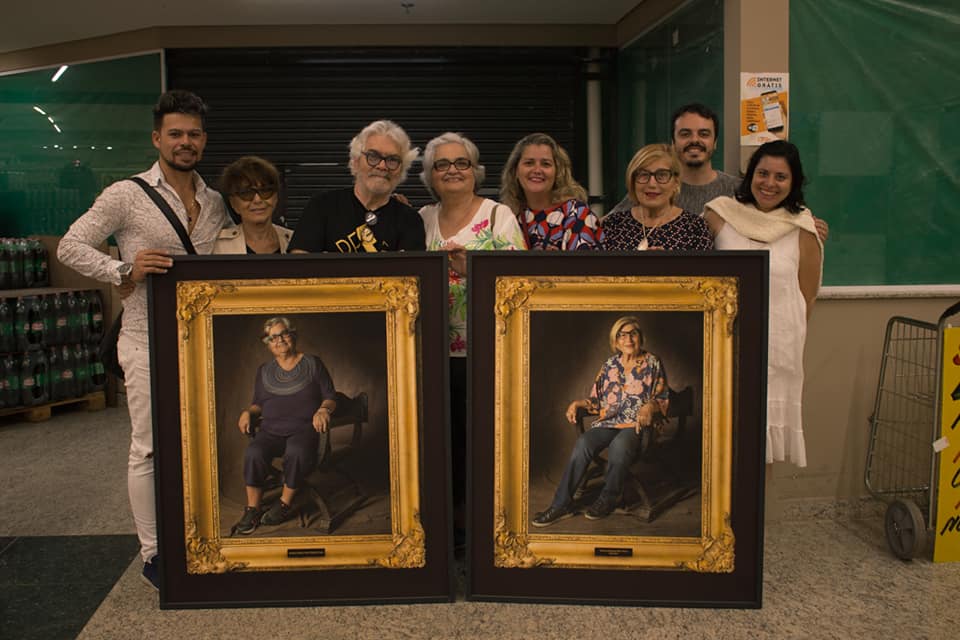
left=1, top=0, right=645, bottom=55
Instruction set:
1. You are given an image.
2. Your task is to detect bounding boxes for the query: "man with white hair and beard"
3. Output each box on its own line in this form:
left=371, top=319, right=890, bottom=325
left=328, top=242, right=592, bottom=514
left=290, top=119, right=425, bottom=252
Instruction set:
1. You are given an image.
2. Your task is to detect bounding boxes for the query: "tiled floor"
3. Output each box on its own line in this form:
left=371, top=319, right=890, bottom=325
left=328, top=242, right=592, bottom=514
left=2, top=404, right=959, bottom=639
left=0, top=535, right=139, bottom=640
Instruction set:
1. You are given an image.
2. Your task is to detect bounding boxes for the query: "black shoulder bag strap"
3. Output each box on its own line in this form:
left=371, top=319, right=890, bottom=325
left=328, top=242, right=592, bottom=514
left=128, top=176, right=198, bottom=254
left=100, top=177, right=200, bottom=380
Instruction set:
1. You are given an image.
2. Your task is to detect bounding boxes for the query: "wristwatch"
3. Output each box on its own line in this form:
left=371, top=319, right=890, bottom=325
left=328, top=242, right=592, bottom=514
left=118, top=262, right=133, bottom=283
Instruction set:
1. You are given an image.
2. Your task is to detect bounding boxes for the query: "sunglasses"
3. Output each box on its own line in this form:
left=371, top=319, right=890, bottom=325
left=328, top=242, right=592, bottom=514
left=233, top=187, right=277, bottom=202
left=362, top=150, right=402, bottom=171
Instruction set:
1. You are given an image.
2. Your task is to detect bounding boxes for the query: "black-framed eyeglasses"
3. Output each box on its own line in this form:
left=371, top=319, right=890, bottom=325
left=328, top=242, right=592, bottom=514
left=263, top=329, right=293, bottom=344
left=616, top=329, right=640, bottom=340
left=233, top=187, right=277, bottom=202
left=633, top=169, right=675, bottom=184
left=362, top=150, right=402, bottom=171
left=433, top=158, right=472, bottom=172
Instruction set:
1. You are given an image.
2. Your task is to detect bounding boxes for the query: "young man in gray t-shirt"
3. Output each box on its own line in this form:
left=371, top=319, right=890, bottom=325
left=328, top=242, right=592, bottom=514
left=608, top=103, right=828, bottom=241
left=609, top=103, right=737, bottom=217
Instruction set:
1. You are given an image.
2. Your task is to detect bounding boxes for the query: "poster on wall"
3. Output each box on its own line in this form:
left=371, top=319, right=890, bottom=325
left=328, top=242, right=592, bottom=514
left=740, top=72, right=789, bottom=144
left=934, top=323, right=960, bottom=562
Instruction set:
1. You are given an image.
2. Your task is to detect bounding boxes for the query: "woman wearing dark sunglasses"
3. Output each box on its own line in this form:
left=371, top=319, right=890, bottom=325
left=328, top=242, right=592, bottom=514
left=215, top=156, right=293, bottom=254
left=600, top=144, right=713, bottom=251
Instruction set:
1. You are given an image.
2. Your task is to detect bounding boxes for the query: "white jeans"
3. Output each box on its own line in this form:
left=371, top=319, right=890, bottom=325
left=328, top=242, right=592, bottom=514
left=117, top=332, right=156, bottom=562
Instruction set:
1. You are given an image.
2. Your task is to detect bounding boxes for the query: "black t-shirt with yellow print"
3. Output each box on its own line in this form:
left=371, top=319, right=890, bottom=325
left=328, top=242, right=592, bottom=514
left=288, top=188, right=425, bottom=253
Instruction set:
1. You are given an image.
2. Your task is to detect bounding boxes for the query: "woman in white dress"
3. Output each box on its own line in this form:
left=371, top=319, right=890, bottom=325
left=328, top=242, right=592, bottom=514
left=703, top=141, right=823, bottom=467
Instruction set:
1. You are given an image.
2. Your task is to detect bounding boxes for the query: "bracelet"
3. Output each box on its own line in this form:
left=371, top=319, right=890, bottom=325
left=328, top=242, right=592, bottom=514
left=316, top=407, right=331, bottom=414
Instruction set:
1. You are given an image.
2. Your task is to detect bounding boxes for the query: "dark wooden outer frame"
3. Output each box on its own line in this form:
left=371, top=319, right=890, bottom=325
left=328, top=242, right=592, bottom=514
left=466, top=252, right=769, bottom=607
left=148, top=253, right=453, bottom=608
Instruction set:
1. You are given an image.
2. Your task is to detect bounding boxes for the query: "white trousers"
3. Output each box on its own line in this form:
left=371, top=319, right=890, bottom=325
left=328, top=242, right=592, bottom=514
left=117, top=332, right=156, bottom=562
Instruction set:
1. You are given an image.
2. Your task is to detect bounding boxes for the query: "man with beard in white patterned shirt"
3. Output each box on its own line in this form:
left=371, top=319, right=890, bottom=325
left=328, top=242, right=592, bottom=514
left=58, top=90, right=226, bottom=590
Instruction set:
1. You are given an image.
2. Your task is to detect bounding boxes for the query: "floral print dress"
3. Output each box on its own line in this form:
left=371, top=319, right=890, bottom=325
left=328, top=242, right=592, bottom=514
left=588, top=352, right=669, bottom=429
left=419, top=198, right=527, bottom=356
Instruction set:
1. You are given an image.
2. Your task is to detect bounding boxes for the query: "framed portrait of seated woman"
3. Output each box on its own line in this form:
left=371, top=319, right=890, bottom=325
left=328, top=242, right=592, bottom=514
left=466, top=251, right=768, bottom=607
left=148, top=253, right=452, bottom=607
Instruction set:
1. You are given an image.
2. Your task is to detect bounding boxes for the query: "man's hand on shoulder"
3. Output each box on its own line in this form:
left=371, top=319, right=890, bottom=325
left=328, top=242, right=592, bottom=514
left=132, top=249, right=174, bottom=282
left=813, top=216, right=829, bottom=243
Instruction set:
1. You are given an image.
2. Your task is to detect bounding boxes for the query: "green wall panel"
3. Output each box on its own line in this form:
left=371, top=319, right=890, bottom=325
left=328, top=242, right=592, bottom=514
left=0, top=53, right=162, bottom=236
left=791, top=0, right=960, bottom=285
left=615, top=0, right=724, bottom=204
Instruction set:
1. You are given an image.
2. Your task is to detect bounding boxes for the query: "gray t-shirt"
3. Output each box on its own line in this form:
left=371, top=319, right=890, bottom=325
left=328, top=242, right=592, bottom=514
left=608, top=171, right=740, bottom=218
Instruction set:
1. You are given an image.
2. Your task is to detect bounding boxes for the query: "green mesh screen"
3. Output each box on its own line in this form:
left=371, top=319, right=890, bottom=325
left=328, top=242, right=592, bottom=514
left=790, top=0, right=960, bottom=285
left=615, top=0, right=724, bottom=204
left=0, top=53, right=162, bottom=236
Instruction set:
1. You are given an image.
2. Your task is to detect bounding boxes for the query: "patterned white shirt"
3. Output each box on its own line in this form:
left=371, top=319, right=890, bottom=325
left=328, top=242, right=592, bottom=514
left=57, top=161, right=226, bottom=339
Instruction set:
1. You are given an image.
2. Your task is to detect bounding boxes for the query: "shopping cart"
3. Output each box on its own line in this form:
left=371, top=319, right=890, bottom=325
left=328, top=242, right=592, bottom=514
left=865, top=301, right=960, bottom=560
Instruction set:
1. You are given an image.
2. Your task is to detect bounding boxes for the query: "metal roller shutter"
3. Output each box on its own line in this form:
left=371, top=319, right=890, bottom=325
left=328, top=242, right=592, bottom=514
left=166, top=47, right=594, bottom=228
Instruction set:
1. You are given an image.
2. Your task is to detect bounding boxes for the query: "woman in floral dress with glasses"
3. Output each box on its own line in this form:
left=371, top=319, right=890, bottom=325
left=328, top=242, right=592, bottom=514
left=418, top=132, right=526, bottom=551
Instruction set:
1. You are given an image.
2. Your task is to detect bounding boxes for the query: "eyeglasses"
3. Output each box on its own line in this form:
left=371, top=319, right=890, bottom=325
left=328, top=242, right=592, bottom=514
left=616, top=329, right=640, bottom=340
left=263, top=329, right=292, bottom=344
left=633, top=169, right=676, bottom=184
left=233, top=187, right=277, bottom=202
left=362, top=150, right=402, bottom=171
left=433, top=158, right=472, bottom=172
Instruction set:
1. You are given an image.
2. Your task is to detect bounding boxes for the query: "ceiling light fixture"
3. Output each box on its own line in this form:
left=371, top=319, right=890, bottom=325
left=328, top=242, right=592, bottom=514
left=53, top=124, right=62, bottom=133
left=51, top=65, right=68, bottom=82
left=33, top=106, right=47, bottom=115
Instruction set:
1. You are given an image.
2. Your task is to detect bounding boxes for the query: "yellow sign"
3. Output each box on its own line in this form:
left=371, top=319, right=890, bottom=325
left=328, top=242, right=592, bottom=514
left=934, top=326, right=960, bottom=562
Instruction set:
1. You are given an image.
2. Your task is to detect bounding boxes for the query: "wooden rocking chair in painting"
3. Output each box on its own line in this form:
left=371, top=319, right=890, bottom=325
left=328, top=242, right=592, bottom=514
left=298, top=391, right=369, bottom=533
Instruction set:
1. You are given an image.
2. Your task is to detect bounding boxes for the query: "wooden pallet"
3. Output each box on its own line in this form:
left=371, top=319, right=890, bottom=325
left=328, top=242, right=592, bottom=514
left=0, top=390, right=106, bottom=422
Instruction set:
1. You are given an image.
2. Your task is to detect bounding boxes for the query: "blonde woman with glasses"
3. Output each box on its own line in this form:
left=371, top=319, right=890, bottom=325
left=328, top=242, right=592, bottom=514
left=500, top=132, right=604, bottom=251
left=601, top=144, right=713, bottom=252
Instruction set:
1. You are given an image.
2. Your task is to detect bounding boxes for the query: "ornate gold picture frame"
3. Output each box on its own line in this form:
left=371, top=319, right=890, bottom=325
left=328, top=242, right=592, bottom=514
left=177, top=277, right=423, bottom=572
left=493, top=276, right=735, bottom=570
left=150, top=255, right=452, bottom=607
left=467, top=253, right=767, bottom=607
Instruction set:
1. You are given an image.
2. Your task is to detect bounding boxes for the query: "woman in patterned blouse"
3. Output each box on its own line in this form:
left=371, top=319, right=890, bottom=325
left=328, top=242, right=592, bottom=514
left=601, top=144, right=714, bottom=252
left=531, top=316, right=670, bottom=527
left=499, top=133, right=604, bottom=250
